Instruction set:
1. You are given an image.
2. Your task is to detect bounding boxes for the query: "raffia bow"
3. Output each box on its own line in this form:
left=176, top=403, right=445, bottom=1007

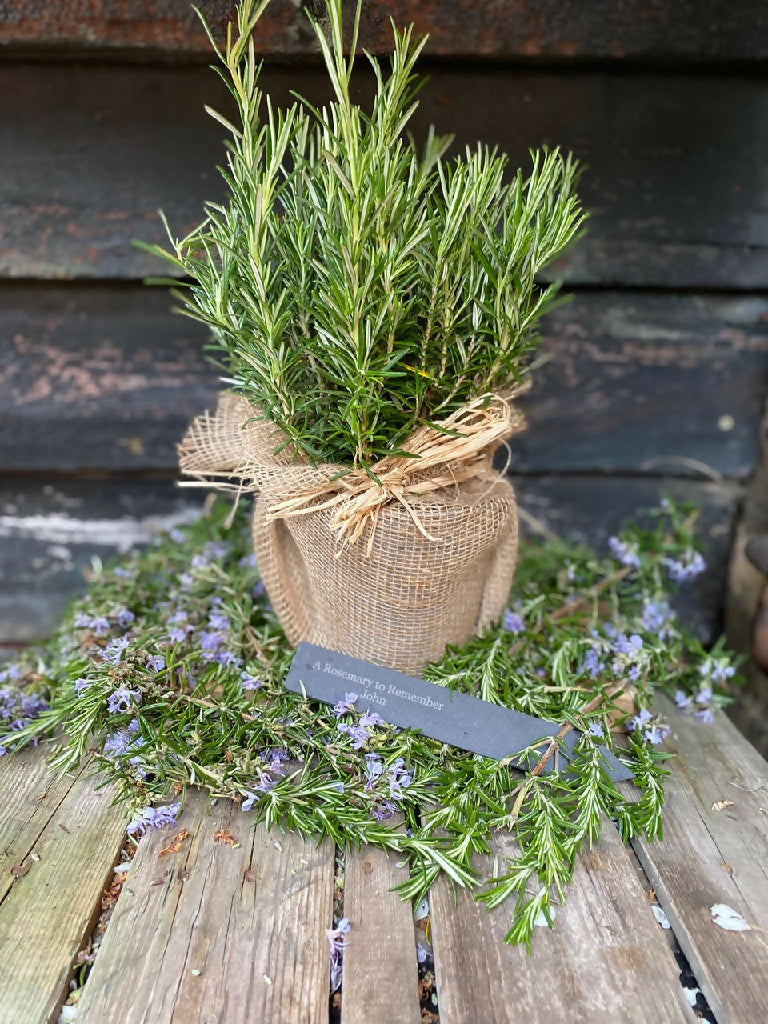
left=179, top=391, right=525, bottom=553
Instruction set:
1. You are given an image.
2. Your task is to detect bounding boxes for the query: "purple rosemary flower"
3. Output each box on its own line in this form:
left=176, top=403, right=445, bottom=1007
left=628, top=708, right=653, bottom=731
left=167, top=626, right=189, bottom=645
left=364, top=753, right=383, bottom=790
left=371, top=800, right=397, bottom=821
left=640, top=599, right=675, bottom=639
left=609, top=536, right=640, bottom=569
left=643, top=723, right=671, bottom=745
left=169, top=527, right=186, bottom=544
left=583, top=648, right=604, bottom=678
left=240, top=670, right=262, bottom=691
left=663, top=550, right=706, bottom=583
left=332, top=693, right=359, bottom=717
left=252, top=580, right=266, bottom=599
left=103, top=731, right=131, bottom=758
left=88, top=616, right=112, bottom=637
left=388, top=758, right=413, bottom=798
left=113, top=566, right=133, bottom=579
left=208, top=610, right=230, bottom=632
left=694, top=707, right=714, bottom=723
left=115, top=609, right=135, bottom=629
left=254, top=769, right=277, bottom=793
left=696, top=686, right=713, bottom=705
left=213, top=650, right=242, bottom=668
left=126, top=802, right=180, bottom=839
left=337, top=722, right=370, bottom=750
left=167, top=609, right=188, bottom=626
left=327, top=917, right=350, bottom=992
left=101, top=635, right=131, bottom=665
left=503, top=610, right=524, bottom=633
left=699, top=658, right=735, bottom=685
left=198, top=630, right=224, bottom=652
left=241, top=791, right=258, bottom=812
left=73, top=677, right=91, bottom=696
left=146, top=654, right=165, bottom=673
left=239, top=552, right=258, bottom=569
left=0, top=664, right=20, bottom=684
left=107, top=685, right=141, bottom=715
left=588, top=722, right=604, bottom=738
left=674, top=689, right=691, bottom=709
left=417, top=944, right=428, bottom=964
left=359, top=711, right=385, bottom=729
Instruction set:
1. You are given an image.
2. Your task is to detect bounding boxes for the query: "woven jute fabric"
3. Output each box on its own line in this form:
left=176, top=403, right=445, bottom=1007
left=179, top=392, right=521, bottom=673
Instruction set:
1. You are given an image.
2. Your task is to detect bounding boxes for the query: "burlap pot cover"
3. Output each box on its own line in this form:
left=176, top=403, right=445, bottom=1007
left=180, top=393, right=519, bottom=674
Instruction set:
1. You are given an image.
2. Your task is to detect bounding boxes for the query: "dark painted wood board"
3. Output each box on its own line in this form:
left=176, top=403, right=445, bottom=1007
left=0, top=758, right=127, bottom=1024
left=515, top=293, right=768, bottom=480
left=0, top=473, right=737, bottom=646
left=1, top=64, right=767, bottom=288
left=341, top=844, right=422, bottom=1023
left=0, top=476, right=204, bottom=642
left=5, top=285, right=765, bottom=478
left=0, top=285, right=217, bottom=471
left=430, top=822, right=696, bottom=1024
left=2, top=0, right=767, bottom=62
left=632, top=699, right=768, bottom=1024
left=76, top=788, right=335, bottom=1024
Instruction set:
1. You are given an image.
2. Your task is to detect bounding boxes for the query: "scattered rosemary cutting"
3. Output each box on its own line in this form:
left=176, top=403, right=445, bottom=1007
left=0, top=495, right=738, bottom=949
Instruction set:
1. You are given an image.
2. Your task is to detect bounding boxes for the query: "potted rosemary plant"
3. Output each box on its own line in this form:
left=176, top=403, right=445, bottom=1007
left=156, top=0, right=585, bottom=672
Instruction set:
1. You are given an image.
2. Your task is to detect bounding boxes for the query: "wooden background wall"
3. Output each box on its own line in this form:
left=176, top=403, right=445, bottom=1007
left=1, top=1, right=767, bottom=742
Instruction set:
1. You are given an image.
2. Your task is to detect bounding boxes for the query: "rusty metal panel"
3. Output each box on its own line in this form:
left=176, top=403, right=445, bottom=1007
left=0, top=0, right=766, bottom=61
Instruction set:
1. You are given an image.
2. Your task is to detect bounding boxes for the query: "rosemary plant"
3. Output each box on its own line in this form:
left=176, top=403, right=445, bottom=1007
left=1, top=496, right=737, bottom=949
left=147, top=0, right=585, bottom=467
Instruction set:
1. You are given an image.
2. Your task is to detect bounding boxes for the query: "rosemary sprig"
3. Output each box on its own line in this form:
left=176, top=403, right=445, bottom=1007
left=0, top=495, right=738, bottom=949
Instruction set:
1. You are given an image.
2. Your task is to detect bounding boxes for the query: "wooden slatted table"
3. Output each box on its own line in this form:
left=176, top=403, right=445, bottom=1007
left=1, top=702, right=767, bottom=1024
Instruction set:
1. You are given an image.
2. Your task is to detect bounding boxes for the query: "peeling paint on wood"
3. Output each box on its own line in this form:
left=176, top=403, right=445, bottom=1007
left=1, top=0, right=767, bottom=62
left=3, top=285, right=766, bottom=478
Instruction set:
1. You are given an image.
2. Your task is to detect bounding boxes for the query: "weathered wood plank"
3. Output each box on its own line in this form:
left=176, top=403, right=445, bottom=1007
left=0, top=758, right=127, bottom=1024
left=0, top=285, right=215, bottom=472
left=0, top=744, right=79, bottom=903
left=0, top=476, right=203, bottom=643
left=2, top=0, right=767, bottom=62
left=3, top=288, right=766, bottom=479
left=77, top=788, right=335, bottom=1024
left=341, top=844, right=421, bottom=1023
left=430, top=821, right=695, bottom=1024
left=0, top=474, right=737, bottom=644
left=1, top=65, right=766, bottom=288
left=632, top=699, right=768, bottom=1024
left=517, top=293, right=768, bottom=481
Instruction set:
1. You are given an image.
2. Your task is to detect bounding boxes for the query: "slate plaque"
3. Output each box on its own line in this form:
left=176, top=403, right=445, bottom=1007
left=284, top=642, right=633, bottom=782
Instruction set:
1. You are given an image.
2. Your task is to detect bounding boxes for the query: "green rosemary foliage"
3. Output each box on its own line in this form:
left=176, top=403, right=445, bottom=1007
left=0, top=496, right=738, bottom=950
left=147, top=0, right=585, bottom=467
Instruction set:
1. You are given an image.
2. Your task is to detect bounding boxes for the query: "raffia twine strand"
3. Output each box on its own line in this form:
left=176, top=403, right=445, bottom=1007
left=178, top=390, right=526, bottom=549
left=266, top=394, right=525, bottom=548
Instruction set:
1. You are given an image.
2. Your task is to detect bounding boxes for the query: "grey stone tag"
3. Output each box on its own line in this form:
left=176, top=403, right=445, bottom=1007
left=284, top=642, right=633, bottom=782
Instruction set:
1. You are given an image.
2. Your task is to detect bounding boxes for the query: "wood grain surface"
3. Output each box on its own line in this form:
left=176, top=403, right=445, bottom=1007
left=0, top=760, right=126, bottom=1024
left=633, top=699, right=768, bottom=1024
left=3, top=288, right=766, bottom=479
left=1, top=65, right=766, bottom=288
left=2, top=0, right=767, bottom=62
left=341, top=843, right=421, bottom=1023
left=76, top=788, right=335, bottom=1024
left=0, top=744, right=80, bottom=903
left=430, top=821, right=695, bottom=1024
